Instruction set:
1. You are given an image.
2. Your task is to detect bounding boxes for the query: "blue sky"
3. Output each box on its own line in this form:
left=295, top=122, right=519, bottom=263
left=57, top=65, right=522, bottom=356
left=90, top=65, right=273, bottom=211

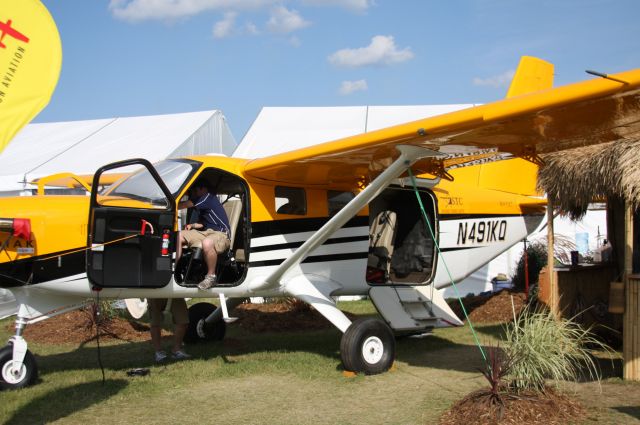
left=36, top=0, right=640, bottom=140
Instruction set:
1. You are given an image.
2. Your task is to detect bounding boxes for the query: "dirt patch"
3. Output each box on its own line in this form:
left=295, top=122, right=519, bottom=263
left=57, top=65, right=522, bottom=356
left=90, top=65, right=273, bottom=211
left=448, top=290, right=527, bottom=324
left=234, top=302, right=354, bottom=333
left=8, top=301, right=351, bottom=345
left=13, top=308, right=156, bottom=345
left=440, top=387, right=585, bottom=425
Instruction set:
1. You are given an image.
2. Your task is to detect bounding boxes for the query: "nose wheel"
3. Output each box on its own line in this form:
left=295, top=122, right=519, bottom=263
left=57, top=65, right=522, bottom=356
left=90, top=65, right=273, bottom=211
left=340, top=318, right=395, bottom=375
left=0, top=344, right=38, bottom=390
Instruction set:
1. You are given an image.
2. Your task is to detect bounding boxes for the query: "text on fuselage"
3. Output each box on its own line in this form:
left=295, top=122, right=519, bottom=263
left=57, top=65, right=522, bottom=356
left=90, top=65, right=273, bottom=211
left=457, top=220, right=507, bottom=245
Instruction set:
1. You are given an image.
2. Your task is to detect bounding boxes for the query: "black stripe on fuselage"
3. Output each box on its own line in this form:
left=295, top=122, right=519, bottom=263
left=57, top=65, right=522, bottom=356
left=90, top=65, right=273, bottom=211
left=251, top=216, right=368, bottom=238
left=249, top=252, right=368, bottom=268
left=0, top=248, right=86, bottom=288
left=250, top=235, right=369, bottom=253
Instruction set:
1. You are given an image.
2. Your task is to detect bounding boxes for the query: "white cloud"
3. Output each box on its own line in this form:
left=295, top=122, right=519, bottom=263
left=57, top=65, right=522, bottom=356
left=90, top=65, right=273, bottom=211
left=245, top=22, right=260, bottom=35
left=328, top=35, right=414, bottom=68
left=302, top=0, right=374, bottom=12
left=339, top=79, right=368, bottom=95
left=109, top=0, right=276, bottom=22
left=213, top=12, right=237, bottom=38
left=267, top=6, right=311, bottom=34
left=472, top=70, right=516, bottom=88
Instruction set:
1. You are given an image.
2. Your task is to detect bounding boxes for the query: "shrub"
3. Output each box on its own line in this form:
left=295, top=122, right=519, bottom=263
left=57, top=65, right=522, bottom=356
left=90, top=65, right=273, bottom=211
left=511, top=241, right=547, bottom=291
left=503, top=304, right=611, bottom=393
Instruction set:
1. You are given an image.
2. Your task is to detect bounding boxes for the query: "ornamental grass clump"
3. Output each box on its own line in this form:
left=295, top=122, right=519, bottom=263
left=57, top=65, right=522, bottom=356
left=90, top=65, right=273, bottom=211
left=504, top=304, right=611, bottom=392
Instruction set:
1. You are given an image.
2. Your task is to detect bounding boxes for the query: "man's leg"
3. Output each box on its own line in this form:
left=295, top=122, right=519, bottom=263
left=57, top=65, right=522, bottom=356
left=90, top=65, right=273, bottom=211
left=148, top=299, right=169, bottom=362
left=170, top=299, right=191, bottom=360
left=201, top=237, right=219, bottom=276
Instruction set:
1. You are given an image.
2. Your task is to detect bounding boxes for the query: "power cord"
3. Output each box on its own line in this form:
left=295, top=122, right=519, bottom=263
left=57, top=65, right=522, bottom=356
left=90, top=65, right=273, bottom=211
left=94, top=288, right=106, bottom=385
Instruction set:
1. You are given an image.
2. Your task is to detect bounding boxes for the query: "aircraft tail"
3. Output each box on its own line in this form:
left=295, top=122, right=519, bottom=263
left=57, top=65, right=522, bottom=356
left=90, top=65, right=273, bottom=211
left=506, top=56, right=554, bottom=98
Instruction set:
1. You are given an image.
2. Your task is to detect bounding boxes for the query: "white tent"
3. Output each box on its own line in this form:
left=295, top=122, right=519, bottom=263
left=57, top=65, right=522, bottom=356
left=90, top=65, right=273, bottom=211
left=0, top=110, right=237, bottom=196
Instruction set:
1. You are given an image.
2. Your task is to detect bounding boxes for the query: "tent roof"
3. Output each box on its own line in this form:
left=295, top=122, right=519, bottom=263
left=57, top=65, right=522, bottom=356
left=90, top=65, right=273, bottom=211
left=0, top=110, right=236, bottom=193
left=234, top=104, right=476, bottom=159
left=537, top=138, right=640, bottom=219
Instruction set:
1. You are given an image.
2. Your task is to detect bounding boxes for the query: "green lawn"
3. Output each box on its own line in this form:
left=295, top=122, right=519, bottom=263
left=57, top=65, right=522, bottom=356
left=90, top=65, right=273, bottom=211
left=0, top=300, right=638, bottom=424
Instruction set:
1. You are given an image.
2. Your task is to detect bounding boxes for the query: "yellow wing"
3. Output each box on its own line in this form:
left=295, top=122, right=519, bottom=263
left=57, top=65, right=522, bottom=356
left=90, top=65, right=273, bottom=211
left=243, top=58, right=640, bottom=187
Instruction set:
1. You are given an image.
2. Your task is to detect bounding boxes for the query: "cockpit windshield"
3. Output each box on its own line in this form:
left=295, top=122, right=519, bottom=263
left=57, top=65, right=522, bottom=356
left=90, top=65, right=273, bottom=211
left=101, top=159, right=201, bottom=208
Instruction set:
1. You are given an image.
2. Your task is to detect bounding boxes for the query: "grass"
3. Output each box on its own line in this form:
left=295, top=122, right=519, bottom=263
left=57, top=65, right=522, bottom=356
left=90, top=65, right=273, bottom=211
left=0, top=300, right=638, bottom=424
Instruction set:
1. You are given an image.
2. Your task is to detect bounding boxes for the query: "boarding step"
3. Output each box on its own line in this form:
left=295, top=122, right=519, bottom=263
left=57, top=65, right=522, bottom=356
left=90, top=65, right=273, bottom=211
left=369, top=285, right=464, bottom=332
left=369, top=286, right=438, bottom=332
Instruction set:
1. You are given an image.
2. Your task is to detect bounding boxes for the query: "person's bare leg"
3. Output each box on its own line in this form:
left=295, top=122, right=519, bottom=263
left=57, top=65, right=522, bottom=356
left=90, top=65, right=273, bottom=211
left=201, top=237, right=218, bottom=275
left=151, top=325, right=163, bottom=351
left=172, top=324, right=188, bottom=353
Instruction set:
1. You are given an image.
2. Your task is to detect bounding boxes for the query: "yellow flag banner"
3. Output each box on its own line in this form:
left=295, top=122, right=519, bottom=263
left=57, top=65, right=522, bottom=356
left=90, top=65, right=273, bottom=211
left=0, top=0, right=61, bottom=154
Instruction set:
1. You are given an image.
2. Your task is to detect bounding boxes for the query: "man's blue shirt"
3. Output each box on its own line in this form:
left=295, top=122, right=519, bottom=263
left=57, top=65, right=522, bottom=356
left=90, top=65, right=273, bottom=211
left=193, top=193, right=231, bottom=237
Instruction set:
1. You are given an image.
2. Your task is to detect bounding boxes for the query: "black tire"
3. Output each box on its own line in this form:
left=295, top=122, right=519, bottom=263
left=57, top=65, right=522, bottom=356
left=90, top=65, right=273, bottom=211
left=0, top=344, right=38, bottom=390
left=184, top=302, right=226, bottom=344
left=340, top=317, right=395, bottom=375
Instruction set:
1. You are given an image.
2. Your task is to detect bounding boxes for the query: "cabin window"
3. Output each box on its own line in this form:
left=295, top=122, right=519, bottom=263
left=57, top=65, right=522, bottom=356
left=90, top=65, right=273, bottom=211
left=275, top=186, right=306, bottom=215
left=328, top=190, right=355, bottom=216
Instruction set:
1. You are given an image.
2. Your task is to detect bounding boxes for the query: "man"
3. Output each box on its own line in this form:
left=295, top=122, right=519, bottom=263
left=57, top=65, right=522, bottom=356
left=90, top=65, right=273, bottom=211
left=148, top=298, right=191, bottom=362
left=178, top=177, right=231, bottom=290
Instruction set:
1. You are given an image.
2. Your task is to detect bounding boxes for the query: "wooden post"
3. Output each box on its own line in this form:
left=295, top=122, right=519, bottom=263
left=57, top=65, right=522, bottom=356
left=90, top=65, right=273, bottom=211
left=623, top=201, right=638, bottom=380
left=547, top=199, right=557, bottom=317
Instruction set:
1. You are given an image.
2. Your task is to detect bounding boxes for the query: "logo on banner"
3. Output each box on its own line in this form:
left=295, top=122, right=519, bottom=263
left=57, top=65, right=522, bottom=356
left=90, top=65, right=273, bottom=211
left=0, top=19, right=30, bottom=49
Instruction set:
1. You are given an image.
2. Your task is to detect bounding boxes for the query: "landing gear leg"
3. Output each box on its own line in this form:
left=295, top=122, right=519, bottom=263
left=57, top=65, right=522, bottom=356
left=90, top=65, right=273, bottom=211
left=0, top=315, right=38, bottom=390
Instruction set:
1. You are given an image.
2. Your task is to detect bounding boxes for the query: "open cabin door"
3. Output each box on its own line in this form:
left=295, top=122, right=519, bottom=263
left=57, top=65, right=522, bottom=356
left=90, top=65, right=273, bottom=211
left=366, top=186, right=437, bottom=285
left=87, top=159, right=176, bottom=288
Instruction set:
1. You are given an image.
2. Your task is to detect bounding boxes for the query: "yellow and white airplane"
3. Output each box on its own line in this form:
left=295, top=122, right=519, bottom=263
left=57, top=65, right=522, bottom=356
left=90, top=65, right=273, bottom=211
left=1, top=57, right=639, bottom=389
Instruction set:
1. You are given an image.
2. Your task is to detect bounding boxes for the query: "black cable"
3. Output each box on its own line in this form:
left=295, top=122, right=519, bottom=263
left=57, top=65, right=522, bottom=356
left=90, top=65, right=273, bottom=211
left=94, top=289, right=106, bottom=385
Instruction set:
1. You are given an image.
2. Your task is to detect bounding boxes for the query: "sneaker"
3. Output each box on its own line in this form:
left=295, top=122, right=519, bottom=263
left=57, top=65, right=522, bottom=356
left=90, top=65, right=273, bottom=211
left=198, top=274, right=216, bottom=290
left=171, top=350, right=192, bottom=361
left=154, top=350, right=168, bottom=363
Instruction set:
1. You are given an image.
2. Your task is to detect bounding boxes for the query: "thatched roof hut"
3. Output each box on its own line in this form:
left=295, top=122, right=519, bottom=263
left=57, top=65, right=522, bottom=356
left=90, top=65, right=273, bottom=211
left=536, top=137, right=640, bottom=381
left=537, top=138, right=640, bottom=220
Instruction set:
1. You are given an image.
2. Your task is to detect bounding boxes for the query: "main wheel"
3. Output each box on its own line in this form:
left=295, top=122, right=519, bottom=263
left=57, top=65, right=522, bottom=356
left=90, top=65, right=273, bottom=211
left=340, top=318, right=395, bottom=375
left=184, top=302, right=226, bottom=343
left=0, top=344, right=38, bottom=390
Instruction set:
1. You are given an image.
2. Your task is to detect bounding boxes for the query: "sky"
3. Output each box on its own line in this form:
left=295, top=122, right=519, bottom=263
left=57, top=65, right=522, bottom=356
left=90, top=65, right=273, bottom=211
left=36, top=0, right=640, bottom=141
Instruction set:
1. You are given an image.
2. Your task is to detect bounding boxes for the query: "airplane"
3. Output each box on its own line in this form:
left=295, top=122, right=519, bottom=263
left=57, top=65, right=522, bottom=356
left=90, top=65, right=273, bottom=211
left=0, top=19, right=30, bottom=49
left=1, top=56, right=639, bottom=389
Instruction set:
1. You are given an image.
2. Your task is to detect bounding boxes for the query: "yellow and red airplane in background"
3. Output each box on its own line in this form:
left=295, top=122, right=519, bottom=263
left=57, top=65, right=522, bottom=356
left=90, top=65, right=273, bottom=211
left=0, top=56, right=639, bottom=389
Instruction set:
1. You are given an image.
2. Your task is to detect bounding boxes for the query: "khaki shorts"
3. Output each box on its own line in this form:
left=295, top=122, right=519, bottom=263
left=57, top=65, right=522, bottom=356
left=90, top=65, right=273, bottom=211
left=148, top=298, right=189, bottom=326
left=182, top=229, right=230, bottom=254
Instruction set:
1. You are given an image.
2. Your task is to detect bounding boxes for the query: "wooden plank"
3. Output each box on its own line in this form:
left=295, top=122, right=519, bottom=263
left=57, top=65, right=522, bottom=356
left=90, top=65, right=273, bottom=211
left=547, top=200, right=557, bottom=317
left=623, top=201, right=635, bottom=380
left=635, top=279, right=640, bottom=379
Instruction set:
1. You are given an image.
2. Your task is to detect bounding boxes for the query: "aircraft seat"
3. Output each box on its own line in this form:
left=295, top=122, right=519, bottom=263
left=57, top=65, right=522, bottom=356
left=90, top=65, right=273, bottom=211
left=368, top=210, right=397, bottom=277
left=222, top=199, right=244, bottom=262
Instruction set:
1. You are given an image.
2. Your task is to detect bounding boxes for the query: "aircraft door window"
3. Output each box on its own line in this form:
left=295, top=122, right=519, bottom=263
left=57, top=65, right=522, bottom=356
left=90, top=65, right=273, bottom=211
left=328, top=190, right=355, bottom=216
left=275, top=186, right=306, bottom=215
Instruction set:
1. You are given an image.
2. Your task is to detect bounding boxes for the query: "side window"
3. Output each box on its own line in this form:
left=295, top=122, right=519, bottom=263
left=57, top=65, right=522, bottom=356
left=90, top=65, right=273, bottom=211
left=275, top=186, right=306, bottom=215
left=328, top=190, right=355, bottom=216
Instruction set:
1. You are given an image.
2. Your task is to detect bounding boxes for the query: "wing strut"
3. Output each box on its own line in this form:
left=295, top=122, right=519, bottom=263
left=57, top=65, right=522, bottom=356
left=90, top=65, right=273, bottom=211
left=249, top=145, right=444, bottom=292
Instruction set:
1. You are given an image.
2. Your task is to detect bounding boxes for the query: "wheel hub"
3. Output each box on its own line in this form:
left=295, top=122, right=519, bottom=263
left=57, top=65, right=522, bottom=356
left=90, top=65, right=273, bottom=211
left=361, top=336, right=384, bottom=364
left=2, top=361, right=26, bottom=384
left=196, top=319, right=206, bottom=338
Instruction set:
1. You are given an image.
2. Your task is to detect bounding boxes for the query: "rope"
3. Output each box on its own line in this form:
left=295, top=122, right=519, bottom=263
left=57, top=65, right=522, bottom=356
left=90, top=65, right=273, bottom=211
left=407, top=168, right=488, bottom=364
left=36, top=234, right=140, bottom=262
